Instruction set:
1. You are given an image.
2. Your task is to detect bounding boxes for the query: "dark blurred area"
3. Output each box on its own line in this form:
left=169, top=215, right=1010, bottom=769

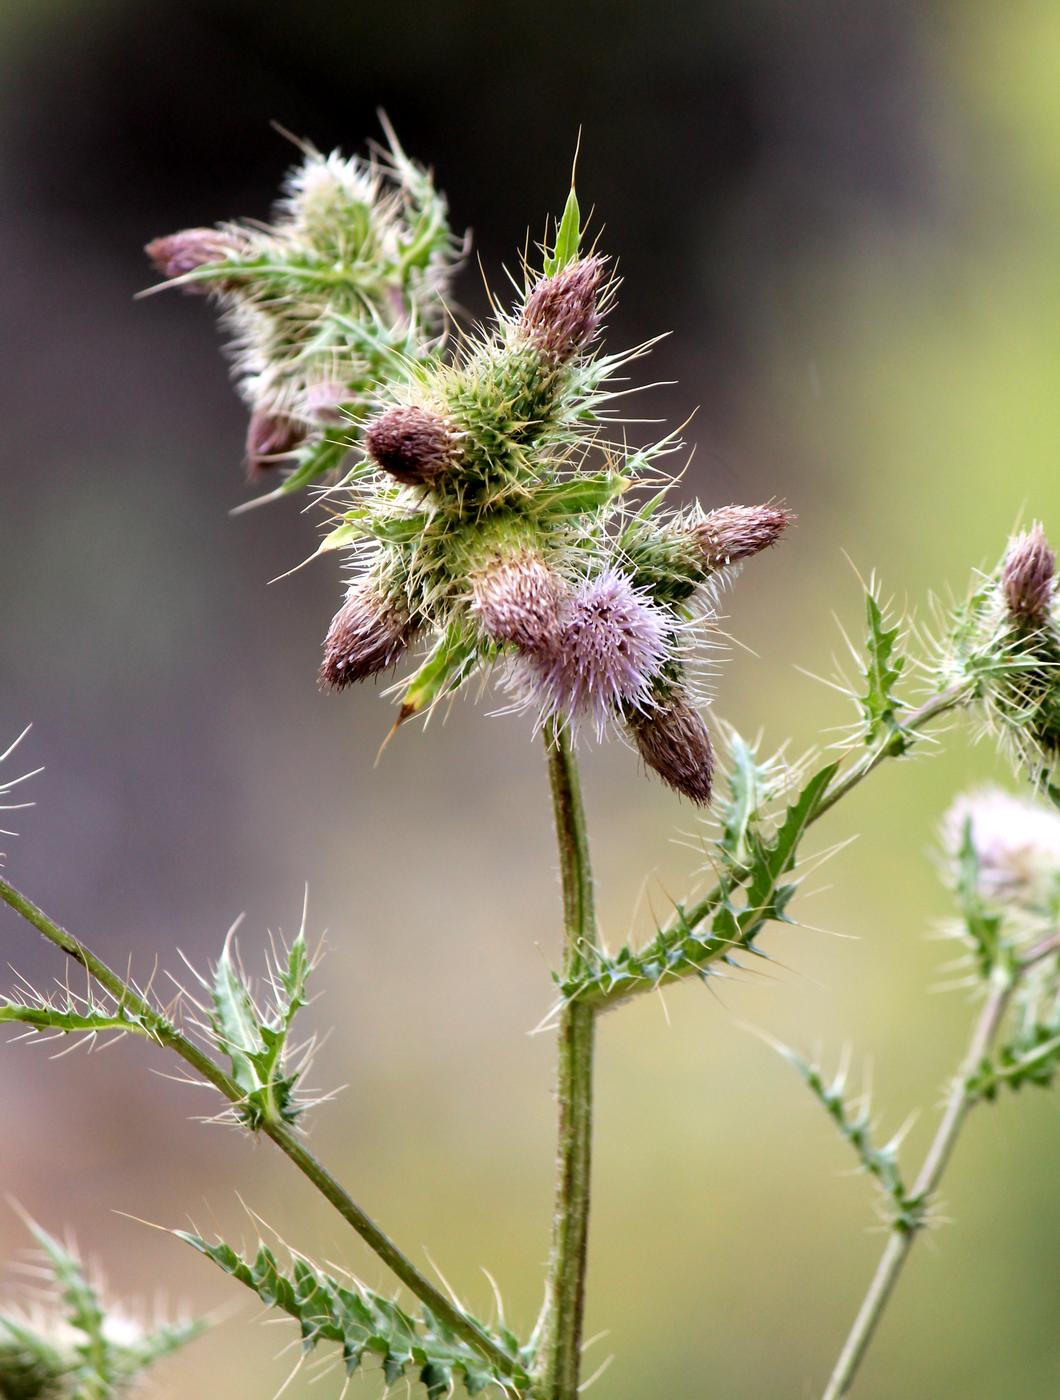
left=2, top=2, right=1058, bottom=1396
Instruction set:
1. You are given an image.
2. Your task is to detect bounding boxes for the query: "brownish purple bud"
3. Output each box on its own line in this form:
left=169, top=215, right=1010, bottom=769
left=144, top=228, right=240, bottom=290
left=1002, top=522, right=1056, bottom=625
left=694, top=504, right=795, bottom=570
left=628, top=692, right=715, bottom=805
left=470, top=553, right=568, bottom=651
left=521, top=256, right=605, bottom=363
left=320, top=582, right=413, bottom=690
left=245, top=410, right=305, bottom=477
left=364, top=405, right=458, bottom=487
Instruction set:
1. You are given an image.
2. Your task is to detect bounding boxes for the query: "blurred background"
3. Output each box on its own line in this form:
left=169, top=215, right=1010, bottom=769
left=1, top=1, right=1058, bottom=1395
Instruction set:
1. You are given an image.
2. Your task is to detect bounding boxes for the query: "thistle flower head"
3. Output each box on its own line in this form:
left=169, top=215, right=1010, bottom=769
left=1002, top=522, right=1056, bottom=625
left=944, top=787, right=1060, bottom=912
left=320, top=581, right=413, bottom=690
left=144, top=227, right=243, bottom=287
left=364, top=405, right=458, bottom=487
left=245, top=409, right=305, bottom=477
left=693, top=503, right=795, bottom=570
left=523, top=568, right=669, bottom=736
left=521, top=255, right=605, bottom=363
left=470, top=552, right=568, bottom=651
left=627, top=689, right=715, bottom=804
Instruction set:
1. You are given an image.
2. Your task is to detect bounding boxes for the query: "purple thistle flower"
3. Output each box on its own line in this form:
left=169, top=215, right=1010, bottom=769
left=521, top=256, right=605, bottom=364
left=627, top=691, right=715, bottom=805
left=144, top=228, right=242, bottom=290
left=364, top=405, right=457, bottom=487
left=320, top=582, right=413, bottom=690
left=245, top=409, right=305, bottom=478
left=693, top=503, right=795, bottom=570
left=525, top=567, right=669, bottom=736
left=470, top=553, right=568, bottom=652
left=1002, top=522, right=1055, bottom=625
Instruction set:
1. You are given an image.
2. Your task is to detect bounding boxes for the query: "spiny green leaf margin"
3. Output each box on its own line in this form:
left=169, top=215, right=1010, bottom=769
left=859, top=586, right=906, bottom=749
left=558, top=759, right=839, bottom=1008
left=178, top=1235, right=530, bottom=1397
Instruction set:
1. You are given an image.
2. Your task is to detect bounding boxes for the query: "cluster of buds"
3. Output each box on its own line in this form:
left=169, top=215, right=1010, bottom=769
left=943, top=522, right=1060, bottom=790
left=146, top=131, right=461, bottom=491
left=317, top=238, right=791, bottom=802
left=149, top=137, right=794, bottom=803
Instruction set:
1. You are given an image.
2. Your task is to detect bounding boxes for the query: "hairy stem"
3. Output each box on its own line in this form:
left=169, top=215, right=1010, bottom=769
left=0, top=874, right=518, bottom=1381
left=534, top=722, right=598, bottom=1400
left=822, top=930, right=1057, bottom=1399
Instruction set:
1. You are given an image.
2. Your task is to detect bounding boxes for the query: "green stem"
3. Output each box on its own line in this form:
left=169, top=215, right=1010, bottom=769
left=0, top=874, right=518, bottom=1383
left=534, top=722, right=598, bottom=1400
left=821, top=929, right=1058, bottom=1400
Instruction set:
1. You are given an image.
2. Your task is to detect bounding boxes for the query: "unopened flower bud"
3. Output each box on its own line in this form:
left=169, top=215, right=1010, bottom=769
left=320, top=582, right=413, bottom=690
left=364, top=405, right=458, bottom=487
left=245, top=410, right=305, bottom=477
left=144, top=228, right=241, bottom=290
left=521, top=256, right=605, bottom=363
left=693, top=504, right=795, bottom=570
left=470, top=553, right=568, bottom=651
left=627, top=691, right=715, bottom=805
left=1002, top=523, right=1055, bottom=626
left=526, top=568, right=668, bottom=735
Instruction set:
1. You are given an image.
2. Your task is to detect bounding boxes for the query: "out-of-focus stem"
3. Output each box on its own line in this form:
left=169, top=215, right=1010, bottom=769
left=0, top=874, right=519, bottom=1382
left=822, top=928, right=1059, bottom=1399
left=533, top=721, right=598, bottom=1400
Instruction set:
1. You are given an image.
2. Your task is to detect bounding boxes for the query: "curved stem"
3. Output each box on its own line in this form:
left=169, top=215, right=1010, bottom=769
left=822, top=927, right=1059, bottom=1399
left=534, top=722, right=598, bottom=1400
left=0, top=874, right=518, bottom=1382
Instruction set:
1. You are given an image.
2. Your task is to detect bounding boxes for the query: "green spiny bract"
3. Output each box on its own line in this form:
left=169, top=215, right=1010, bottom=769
left=940, top=525, right=1060, bottom=795
left=314, top=181, right=792, bottom=802
left=145, top=128, right=461, bottom=495
left=0, top=1216, right=202, bottom=1399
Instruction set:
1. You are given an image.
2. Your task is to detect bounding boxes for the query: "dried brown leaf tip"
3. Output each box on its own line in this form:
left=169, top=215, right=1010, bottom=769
left=245, top=410, right=305, bottom=478
left=319, top=583, right=414, bottom=690
left=521, top=256, right=605, bottom=363
left=364, top=405, right=458, bottom=487
left=694, top=504, right=796, bottom=570
left=627, top=691, right=715, bottom=805
left=1002, top=522, right=1056, bottom=625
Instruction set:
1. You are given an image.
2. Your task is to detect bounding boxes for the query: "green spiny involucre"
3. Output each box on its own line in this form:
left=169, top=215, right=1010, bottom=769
left=148, top=132, right=794, bottom=802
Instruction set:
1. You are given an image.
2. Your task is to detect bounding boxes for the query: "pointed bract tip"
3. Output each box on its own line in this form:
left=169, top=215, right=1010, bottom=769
left=319, top=583, right=412, bottom=690
left=628, top=692, right=715, bottom=804
left=522, top=255, right=606, bottom=363
left=695, top=503, right=795, bottom=570
left=364, top=405, right=457, bottom=487
left=1002, top=522, right=1055, bottom=625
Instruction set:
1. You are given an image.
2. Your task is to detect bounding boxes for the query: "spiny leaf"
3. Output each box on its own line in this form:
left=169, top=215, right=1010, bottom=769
left=860, top=587, right=906, bottom=748
left=779, top=1048, right=921, bottom=1231
left=543, top=185, right=581, bottom=278
left=178, top=1235, right=529, bottom=1396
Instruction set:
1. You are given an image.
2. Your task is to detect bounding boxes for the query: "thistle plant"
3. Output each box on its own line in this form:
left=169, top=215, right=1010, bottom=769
left=1, top=128, right=1057, bottom=1398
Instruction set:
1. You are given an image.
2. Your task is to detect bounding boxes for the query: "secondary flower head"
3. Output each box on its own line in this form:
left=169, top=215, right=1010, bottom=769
left=365, top=405, right=459, bottom=487
left=522, top=569, right=670, bottom=738
left=944, top=786, right=1060, bottom=910
left=1002, top=522, right=1056, bottom=626
left=693, top=503, right=795, bottom=570
left=320, top=581, right=414, bottom=690
left=627, top=689, right=715, bottom=804
left=470, top=553, right=568, bottom=652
